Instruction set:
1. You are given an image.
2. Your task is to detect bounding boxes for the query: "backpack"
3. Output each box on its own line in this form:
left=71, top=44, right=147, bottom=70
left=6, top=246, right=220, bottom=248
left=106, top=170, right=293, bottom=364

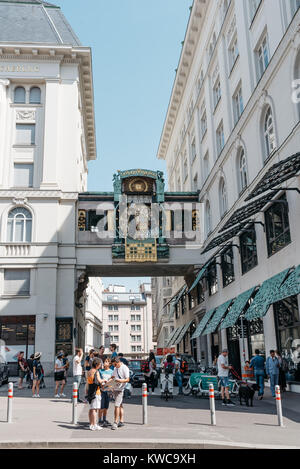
left=165, top=363, right=174, bottom=375
left=180, top=359, right=188, bottom=374
left=141, top=360, right=150, bottom=373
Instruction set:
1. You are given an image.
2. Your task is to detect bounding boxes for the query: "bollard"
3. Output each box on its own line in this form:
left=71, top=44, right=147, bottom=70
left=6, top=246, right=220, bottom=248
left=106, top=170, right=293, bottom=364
left=275, top=385, right=284, bottom=427
left=72, top=382, right=78, bottom=425
left=209, top=383, right=216, bottom=426
left=7, top=382, right=13, bottom=423
left=142, top=383, right=148, bottom=425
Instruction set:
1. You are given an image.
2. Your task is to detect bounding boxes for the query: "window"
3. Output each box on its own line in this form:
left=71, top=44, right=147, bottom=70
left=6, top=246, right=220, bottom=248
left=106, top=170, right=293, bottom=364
left=14, top=87, right=26, bottom=104
left=250, top=0, right=261, bottom=22
left=238, top=149, right=248, bottom=193
left=108, top=305, right=113, bottom=311
left=0, top=316, right=35, bottom=361
left=131, top=346, right=136, bottom=352
left=108, top=325, right=113, bottom=332
left=15, top=124, right=35, bottom=145
left=200, top=110, right=207, bottom=139
left=108, top=315, right=113, bottom=322
left=205, top=200, right=212, bottom=237
left=233, top=85, right=244, bottom=125
left=240, top=224, right=258, bottom=274
left=229, top=36, right=239, bottom=71
left=137, top=346, right=142, bottom=352
left=113, top=336, right=119, bottom=342
left=219, top=178, right=228, bottom=217
left=136, top=315, right=141, bottom=321
left=113, top=315, right=118, bottom=322
left=131, top=315, right=136, bottom=321
left=256, top=34, right=269, bottom=80
left=265, top=194, right=291, bottom=256
left=136, top=324, right=141, bottom=331
left=207, top=261, right=218, bottom=296
left=14, top=163, right=33, bottom=188
left=29, top=87, right=41, bottom=104
left=221, top=245, right=235, bottom=287
left=114, top=325, right=119, bottom=332
left=213, top=79, right=221, bottom=109
left=131, top=325, right=136, bottom=332
left=263, top=106, right=276, bottom=160
left=203, top=152, right=210, bottom=180
left=291, top=0, right=300, bottom=16
left=216, top=122, right=225, bottom=156
left=113, top=305, right=118, bottom=311
left=4, top=269, right=30, bottom=296
left=7, top=207, right=32, bottom=243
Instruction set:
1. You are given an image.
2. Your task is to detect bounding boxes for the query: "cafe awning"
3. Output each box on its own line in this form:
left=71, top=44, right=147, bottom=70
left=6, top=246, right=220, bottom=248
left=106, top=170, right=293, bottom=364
left=188, top=264, right=210, bottom=293
left=220, top=287, right=257, bottom=330
left=202, top=300, right=233, bottom=336
left=174, top=320, right=193, bottom=345
left=191, top=308, right=216, bottom=340
left=166, top=327, right=181, bottom=347
left=245, top=268, right=290, bottom=321
left=272, top=265, right=300, bottom=304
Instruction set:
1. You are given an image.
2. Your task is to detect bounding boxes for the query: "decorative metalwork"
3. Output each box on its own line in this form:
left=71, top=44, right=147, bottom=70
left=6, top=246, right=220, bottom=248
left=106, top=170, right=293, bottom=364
left=248, top=318, right=264, bottom=336
left=245, top=269, right=290, bottom=321
left=168, top=325, right=185, bottom=346
left=220, top=191, right=278, bottom=233
left=188, top=262, right=211, bottom=293
left=272, top=265, right=300, bottom=303
left=274, top=297, right=299, bottom=328
left=202, top=222, right=248, bottom=253
left=125, top=239, right=157, bottom=262
left=166, top=327, right=180, bottom=347
left=174, top=320, right=193, bottom=345
left=191, top=309, right=216, bottom=340
left=220, top=286, right=257, bottom=330
left=202, top=300, right=233, bottom=335
left=78, top=210, right=86, bottom=231
left=56, top=319, right=73, bottom=342
left=246, top=152, right=300, bottom=201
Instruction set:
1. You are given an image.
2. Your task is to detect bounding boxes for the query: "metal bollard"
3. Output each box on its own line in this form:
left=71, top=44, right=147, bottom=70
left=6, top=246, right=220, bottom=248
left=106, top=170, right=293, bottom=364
left=275, top=385, right=284, bottom=427
left=7, top=382, right=13, bottom=423
left=72, top=382, right=78, bottom=425
left=142, top=383, right=148, bottom=425
left=209, top=383, right=216, bottom=426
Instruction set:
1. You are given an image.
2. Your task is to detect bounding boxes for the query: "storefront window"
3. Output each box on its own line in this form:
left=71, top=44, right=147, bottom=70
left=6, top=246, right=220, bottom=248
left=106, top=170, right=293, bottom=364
left=0, top=316, right=35, bottom=364
left=274, top=296, right=300, bottom=382
left=248, top=318, right=265, bottom=357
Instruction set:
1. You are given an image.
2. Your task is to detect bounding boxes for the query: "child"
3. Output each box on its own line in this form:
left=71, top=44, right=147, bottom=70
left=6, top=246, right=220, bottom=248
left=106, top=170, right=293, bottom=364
left=99, top=357, right=113, bottom=427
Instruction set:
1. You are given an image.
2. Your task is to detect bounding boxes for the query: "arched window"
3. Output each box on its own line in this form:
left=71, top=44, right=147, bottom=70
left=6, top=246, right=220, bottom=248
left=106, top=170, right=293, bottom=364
left=7, top=207, right=32, bottom=243
left=238, top=149, right=248, bottom=193
left=14, top=87, right=26, bottom=104
left=219, top=178, right=228, bottom=217
left=29, top=87, right=41, bottom=104
left=264, top=106, right=276, bottom=160
left=205, top=201, right=212, bottom=236
left=294, top=49, right=300, bottom=121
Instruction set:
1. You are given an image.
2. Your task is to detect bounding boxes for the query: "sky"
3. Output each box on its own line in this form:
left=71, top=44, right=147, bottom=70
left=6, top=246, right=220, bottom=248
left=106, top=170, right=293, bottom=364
left=54, top=0, right=192, bottom=290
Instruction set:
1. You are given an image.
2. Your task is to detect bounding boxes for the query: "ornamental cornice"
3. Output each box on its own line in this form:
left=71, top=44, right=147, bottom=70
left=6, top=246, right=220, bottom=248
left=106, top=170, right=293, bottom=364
left=0, top=54, right=64, bottom=62
left=0, top=190, right=78, bottom=200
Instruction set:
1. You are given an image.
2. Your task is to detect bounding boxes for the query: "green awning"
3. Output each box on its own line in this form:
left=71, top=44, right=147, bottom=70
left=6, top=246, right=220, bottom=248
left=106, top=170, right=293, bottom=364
left=191, top=308, right=216, bottom=340
left=245, top=268, right=290, bottom=321
left=174, top=320, right=193, bottom=345
left=202, top=300, right=233, bottom=335
left=188, top=263, right=210, bottom=294
left=168, top=285, right=187, bottom=319
left=272, top=265, right=300, bottom=303
left=220, top=287, right=257, bottom=330
left=166, top=327, right=180, bottom=347
left=169, top=324, right=186, bottom=346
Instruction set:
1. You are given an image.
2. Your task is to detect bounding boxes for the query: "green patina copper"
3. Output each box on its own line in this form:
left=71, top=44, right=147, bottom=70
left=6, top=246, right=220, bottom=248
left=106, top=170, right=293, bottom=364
left=202, top=300, right=233, bottom=336
left=174, top=320, right=193, bottom=345
left=191, top=309, right=216, bottom=340
left=220, top=287, right=257, bottom=330
left=245, top=268, right=290, bottom=321
left=272, top=265, right=300, bottom=303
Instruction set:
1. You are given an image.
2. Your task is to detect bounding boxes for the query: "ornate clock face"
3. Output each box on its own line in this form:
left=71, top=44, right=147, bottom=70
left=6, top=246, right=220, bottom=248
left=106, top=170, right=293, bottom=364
left=128, top=178, right=149, bottom=193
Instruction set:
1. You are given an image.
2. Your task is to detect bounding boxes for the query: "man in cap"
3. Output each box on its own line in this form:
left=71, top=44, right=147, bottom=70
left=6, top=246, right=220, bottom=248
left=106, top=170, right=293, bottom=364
left=217, top=348, right=235, bottom=406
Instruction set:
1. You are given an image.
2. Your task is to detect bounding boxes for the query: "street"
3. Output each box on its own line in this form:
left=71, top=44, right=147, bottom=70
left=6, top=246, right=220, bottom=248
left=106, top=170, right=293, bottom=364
left=0, top=378, right=299, bottom=449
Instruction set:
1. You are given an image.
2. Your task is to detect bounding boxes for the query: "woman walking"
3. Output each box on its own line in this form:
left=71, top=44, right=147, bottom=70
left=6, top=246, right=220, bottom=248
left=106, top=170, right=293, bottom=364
left=17, top=351, right=27, bottom=389
left=54, top=352, right=66, bottom=398
left=144, top=352, right=157, bottom=395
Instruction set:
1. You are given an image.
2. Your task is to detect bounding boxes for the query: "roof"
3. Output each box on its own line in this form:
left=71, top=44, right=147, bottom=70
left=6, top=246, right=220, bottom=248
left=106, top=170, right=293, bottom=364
left=0, top=0, right=81, bottom=46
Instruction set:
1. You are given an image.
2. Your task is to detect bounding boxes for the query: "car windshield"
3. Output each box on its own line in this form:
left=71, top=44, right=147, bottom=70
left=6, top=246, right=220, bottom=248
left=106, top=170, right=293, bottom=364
left=129, top=361, right=141, bottom=370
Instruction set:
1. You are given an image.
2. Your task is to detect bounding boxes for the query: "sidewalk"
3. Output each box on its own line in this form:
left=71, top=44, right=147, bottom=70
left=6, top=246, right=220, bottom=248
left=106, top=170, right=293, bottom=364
left=0, top=378, right=299, bottom=448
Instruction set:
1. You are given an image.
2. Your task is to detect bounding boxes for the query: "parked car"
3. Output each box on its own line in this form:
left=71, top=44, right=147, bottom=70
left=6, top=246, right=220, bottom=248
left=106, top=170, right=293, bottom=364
left=128, top=359, right=145, bottom=388
left=0, top=357, right=9, bottom=386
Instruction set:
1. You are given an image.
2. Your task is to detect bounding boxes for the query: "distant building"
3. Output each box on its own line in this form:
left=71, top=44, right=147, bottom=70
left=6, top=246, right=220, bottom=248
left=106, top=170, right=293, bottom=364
left=85, top=277, right=103, bottom=352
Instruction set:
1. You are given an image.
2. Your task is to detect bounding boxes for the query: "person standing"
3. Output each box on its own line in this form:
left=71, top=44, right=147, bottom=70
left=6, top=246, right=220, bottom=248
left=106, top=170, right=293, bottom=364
left=63, top=353, right=69, bottom=383
left=86, top=357, right=104, bottom=431
left=17, top=351, right=27, bottom=389
left=174, top=353, right=183, bottom=395
left=54, top=352, right=66, bottom=398
left=110, top=344, right=118, bottom=359
left=73, top=348, right=84, bottom=403
left=26, top=354, right=34, bottom=389
left=250, top=349, right=265, bottom=400
left=118, top=353, right=129, bottom=367
left=217, top=349, right=235, bottom=407
left=99, top=357, right=114, bottom=427
left=276, top=350, right=287, bottom=392
left=144, top=352, right=157, bottom=395
left=85, top=349, right=95, bottom=397
left=32, top=352, right=43, bottom=398
left=266, top=350, right=280, bottom=398
left=108, top=357, right=130, bottom=430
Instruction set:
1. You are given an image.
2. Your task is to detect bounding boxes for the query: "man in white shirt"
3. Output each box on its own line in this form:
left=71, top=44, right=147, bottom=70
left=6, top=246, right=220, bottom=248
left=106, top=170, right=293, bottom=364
left=73, top=348, right=84, bottom=403
left=217, top=349, right=235, bottom=407
left=108, top=357, right=130, bottom=430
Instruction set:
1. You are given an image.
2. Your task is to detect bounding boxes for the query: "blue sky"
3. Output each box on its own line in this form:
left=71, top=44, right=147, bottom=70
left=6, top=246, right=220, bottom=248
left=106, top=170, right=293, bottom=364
left=54, top=0, right=192, bottom=290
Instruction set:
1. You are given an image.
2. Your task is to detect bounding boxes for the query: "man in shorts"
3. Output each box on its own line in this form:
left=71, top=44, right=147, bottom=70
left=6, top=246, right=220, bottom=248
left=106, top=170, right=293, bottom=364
left=108, top=357, right=130, bottom=430
left=217, top=349, right=235, bottom=407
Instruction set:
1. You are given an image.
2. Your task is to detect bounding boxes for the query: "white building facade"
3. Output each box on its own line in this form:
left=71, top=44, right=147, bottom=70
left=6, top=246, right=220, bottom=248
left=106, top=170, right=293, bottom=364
left=158, top=0, right=300, bottom=387
left=85, top=277, right=103, bottom=352
left=0, top=0, right=96, bottom=374
left=102, top=283, right=154, bottom=357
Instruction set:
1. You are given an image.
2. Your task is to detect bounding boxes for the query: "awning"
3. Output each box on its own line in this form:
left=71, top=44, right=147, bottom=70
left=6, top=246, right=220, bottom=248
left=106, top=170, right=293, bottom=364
left=166, top=327, right=180, bottom=347
left=245, top=268, right=290, bottom=321
left=173, top=320, right=193, bottom=345
left=202, top=300, right=233, bottom=335
left=191, top=308, right=216, bottom=340
left=168, top=285, right=187, bottom=319
left=202, top=222, right=249, bottom=254
left=220, top=287, right=257, bottom=330
left=272, top=265, right=300, bottom=304
left=245, top=152, right=300, bottom=201
left=168, top=324, right=186, bottom=346
left=188, top=264, right=210, bottom=293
